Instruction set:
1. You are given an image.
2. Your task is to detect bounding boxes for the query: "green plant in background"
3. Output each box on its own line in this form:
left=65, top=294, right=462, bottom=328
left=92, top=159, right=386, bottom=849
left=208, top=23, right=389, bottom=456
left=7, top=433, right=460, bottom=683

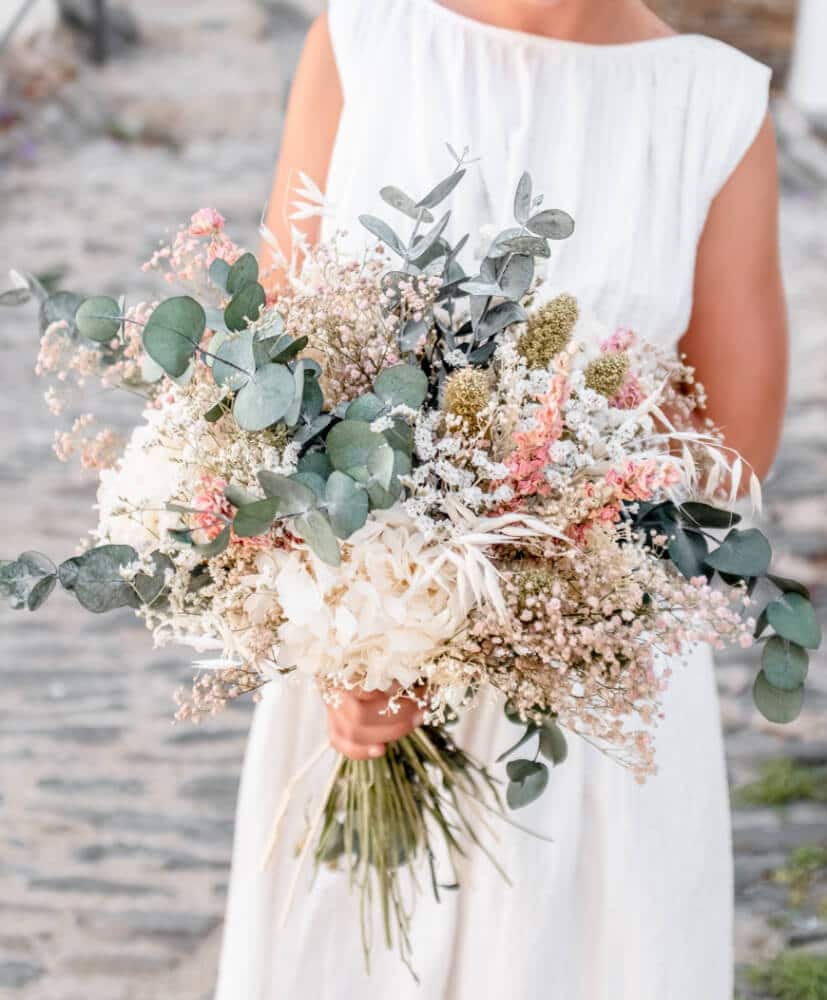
left=771, top=844, right=827, bottom=913
left=734, top=759, right=827, bottom=808
left=748, top=952, right=827, bottom=1000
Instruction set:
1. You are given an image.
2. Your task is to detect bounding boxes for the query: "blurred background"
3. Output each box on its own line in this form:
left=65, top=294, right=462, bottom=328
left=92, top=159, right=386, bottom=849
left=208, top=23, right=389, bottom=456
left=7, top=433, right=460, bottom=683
left=0, top=2, right=825, bottom=998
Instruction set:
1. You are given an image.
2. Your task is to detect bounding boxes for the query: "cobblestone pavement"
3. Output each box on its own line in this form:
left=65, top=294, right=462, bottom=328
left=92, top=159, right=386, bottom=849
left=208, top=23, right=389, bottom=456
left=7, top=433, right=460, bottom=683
left=0, top=4, right=825, bottom=998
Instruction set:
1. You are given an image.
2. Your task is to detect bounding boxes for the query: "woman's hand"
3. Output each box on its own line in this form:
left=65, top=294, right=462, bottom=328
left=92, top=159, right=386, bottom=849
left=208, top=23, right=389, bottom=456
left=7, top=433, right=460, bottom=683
left=326, top=688, right=424, bottom=761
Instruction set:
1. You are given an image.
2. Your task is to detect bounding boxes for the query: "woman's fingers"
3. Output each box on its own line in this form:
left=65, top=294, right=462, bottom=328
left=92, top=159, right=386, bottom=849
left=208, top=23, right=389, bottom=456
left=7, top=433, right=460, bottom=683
left=329, top=732, right=385, bottom=760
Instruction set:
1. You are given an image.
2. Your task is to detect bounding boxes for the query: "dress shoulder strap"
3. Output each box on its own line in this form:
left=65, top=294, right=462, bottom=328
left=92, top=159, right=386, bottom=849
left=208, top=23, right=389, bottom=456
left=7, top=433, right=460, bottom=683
left=694, top=39, right=772, bottom=203
left=327, top=0, right=377, bottom=98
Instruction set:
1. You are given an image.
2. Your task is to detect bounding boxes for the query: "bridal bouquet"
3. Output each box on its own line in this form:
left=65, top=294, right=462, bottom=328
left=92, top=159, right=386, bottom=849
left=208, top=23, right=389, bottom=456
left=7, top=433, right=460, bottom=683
left=1, top=156, right=821, bottom=969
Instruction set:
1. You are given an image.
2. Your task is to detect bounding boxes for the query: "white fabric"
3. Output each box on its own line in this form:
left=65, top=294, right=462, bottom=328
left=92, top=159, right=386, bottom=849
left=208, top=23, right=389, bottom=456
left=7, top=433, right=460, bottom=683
left=215, top=3, right=771, bottom=997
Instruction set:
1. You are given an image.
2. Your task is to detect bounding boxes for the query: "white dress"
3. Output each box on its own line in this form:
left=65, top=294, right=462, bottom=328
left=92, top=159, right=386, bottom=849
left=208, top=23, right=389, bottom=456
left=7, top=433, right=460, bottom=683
left=215, top=2, right=771, bottom=997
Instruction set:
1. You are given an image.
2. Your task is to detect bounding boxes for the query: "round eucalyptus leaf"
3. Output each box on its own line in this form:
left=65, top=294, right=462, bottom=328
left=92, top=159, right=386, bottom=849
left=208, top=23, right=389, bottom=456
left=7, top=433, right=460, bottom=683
left=224, top=282, right=266, bottom=333
left=225, top=252, right=259, bottom=296
left=753, top=670, right=804, bottom=724
left=142, top=296, right=206, bottom=378
left=668, top=527, right=709, bottom=581
left=384, top=418, right=414, bottom=456
left=380, top=185, right=432, bottom=223
left=193, top=525, right=231, bottom=557
left=132, top=552, right=174, bottom=606
left=505, top=759, right=549, bottom=810
left=74, top=296, right=122, bottom=342
left=765, top=593, right=822, bottom=650
left=28, top=573, right=57, bottom=611
left=326, top=420, right=387, bottom=477
left=526, top=209, right=575, bottom=240
left=366, top=450, right=410, bottom=510
left=499, top=253, right=534, bottom=300
left=140, top=353, right=166, bottom=384
left=705, top=528, right=772, bottom=580
left=224, top=484, right=260, bottom=509
left=233, top=498, right=280, bottom=538
left=325, top=471, right=370, bottom=539
left=767, top=575, right=811, bottom=600
left=257, top=471, right=317, bottom=515
left=295, top=509, right=341, bottom=567
left=233, top=363, right=295, bottom=431
left=500, top=235, right=551, bottom=258
left=40, top=290, right=84, bottom=337
left=373, top=363, right=428, bottom=410
left=58, top=545, right=141, bottom=613
left=367, top=443, right=395, bottom=491
left=346, top=393, right=386, bottom=422
left=209, top=257, right=231, bottom=291
left=762, top=636, right=809, bottom=692
left=297, top=451, right=333, bottom=480
left=213, top=331, right=254, bottom=389
left=292, top=471, right=327, bottom=499
left=538, top=721, right=568, bottom=766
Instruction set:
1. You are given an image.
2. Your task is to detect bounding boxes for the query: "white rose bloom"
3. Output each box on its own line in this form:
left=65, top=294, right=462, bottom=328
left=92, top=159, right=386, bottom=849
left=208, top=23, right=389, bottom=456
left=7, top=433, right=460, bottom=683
left=95, top=414, right=187, bottom=551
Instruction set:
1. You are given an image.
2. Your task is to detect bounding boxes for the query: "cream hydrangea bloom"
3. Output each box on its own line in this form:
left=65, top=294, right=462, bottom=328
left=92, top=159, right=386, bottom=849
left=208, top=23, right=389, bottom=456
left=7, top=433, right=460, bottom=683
left=247, top=509, right=477, bottom=692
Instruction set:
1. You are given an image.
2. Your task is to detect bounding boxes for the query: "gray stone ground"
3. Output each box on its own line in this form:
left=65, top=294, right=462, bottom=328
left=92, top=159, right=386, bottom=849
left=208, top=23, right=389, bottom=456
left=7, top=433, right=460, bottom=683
left=0, top=3, right=825, bottom=998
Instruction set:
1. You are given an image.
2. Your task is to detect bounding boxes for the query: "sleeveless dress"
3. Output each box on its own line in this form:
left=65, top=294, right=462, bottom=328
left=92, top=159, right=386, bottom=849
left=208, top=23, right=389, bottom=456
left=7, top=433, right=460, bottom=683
left=215, top=3, right=771, bottom=997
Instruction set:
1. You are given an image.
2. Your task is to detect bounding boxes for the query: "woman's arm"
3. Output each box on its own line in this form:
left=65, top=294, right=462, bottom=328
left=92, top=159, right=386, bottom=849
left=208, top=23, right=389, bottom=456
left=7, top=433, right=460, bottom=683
left=680, top=114, right=789, bottom=483
left=259, top=14, right=343, bottom=292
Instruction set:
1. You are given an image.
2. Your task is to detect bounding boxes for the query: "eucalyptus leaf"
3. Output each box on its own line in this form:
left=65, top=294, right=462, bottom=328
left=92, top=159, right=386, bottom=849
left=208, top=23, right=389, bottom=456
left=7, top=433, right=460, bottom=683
left=301, top=371, right=324, bottom=420
left=373, top=363, right=428, bottom=410
left=326, top=420, right=388, bottom=479
left=325, top=471, right=370, bottom=539
left=484, top=226, right=524, bottom=259
left=753, top=670, right=804, bottom=724
left=233, top=363, right=295, bottom=431
left=209, top=258, right=231, bottom=291
left=495, top=723, right=540, bottom=763
left=398, top=318, right=429, bottom=352
left=293, top=413, right=334, bottom=447
left=499, top=235, right=551, bottom=258
left=40, top=291, right=84, bottom=337
left=283, top=360, right=307, bottom=428
left=58, top=545, right=141, bottom=613
left=526, top=209, right=575, bottom=240
left=668, top=526, right=710, bottom=580
left=767, top=575, right=811, bottom=600
left=761, top=636, right=809, bottom=692
left=74, top=296, right=122, bottom=342
left=380, top=185, right=433, bottom=223
left=705, top=528, right=772, bottom=579
left=477, top=301, right=528, bottom=340
left=408, top=212, right=450, bottom=264
left=538, top=721, right=568, bottom=766
left=257, top=472, right=317, bottom=515
left=270, top=334, right=308, bottom=365
left=212, top=331, right=255, bottom=389
left=0, top=288, right=32, bottom=306
left=292, top=471, right=327, bottom=498
left=194, top=525, right=231, bottom=557
left=506, top=759, right=549, bottom=810
left=132, top=552, right=174, bottom=606
left=765, top=593, right=822, bottom=650
left=417, top=169, right=465, bottom=210
left=0, top=552, right=57, bottom=611
left=142, top=296, right=206, bottom=378
left=367, top=442, right=395, bottom=490
left=499, top=254, right=534, bottom=300
left=514, top=171, right=533, bottom=224
left=678, top=503, right=741, bottom=529
left=233, top=498, right=280, bottom=538
left=224, top=484, right=260, bottom=508
left=224, top=282, right=266, bottom=332
left=297, top=451, right=333, bottom=480
left=459, top=279, right=501, bottom=297
left=225, top=252, right=259, bottom=295
left=295, top=509, right=341, bottom=566
left=359, top=215, right=406, bottom=257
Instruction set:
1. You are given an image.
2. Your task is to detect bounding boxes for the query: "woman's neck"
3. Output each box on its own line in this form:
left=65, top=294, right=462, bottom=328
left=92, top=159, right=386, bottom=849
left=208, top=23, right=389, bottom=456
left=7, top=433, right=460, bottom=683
left=438, top=0, right=674, bottom=44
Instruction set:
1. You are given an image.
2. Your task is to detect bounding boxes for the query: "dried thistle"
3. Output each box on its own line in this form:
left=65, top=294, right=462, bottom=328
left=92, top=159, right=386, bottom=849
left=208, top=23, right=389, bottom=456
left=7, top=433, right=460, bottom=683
left=443, top=368, right=491, bottom=431
left=517, top=293, right=579, bottom=369
left=585, top=352, right=630, bottom=398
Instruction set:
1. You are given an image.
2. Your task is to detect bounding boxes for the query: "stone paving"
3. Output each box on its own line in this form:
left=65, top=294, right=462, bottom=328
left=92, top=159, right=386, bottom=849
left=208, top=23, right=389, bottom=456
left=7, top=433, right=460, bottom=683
left=0, top=3, right=825, bottom=998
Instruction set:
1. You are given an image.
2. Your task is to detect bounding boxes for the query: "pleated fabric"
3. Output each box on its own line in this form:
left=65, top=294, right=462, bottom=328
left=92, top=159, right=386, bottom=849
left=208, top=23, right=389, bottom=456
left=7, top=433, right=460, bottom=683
left=214, top=4, right=771, bottom=997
